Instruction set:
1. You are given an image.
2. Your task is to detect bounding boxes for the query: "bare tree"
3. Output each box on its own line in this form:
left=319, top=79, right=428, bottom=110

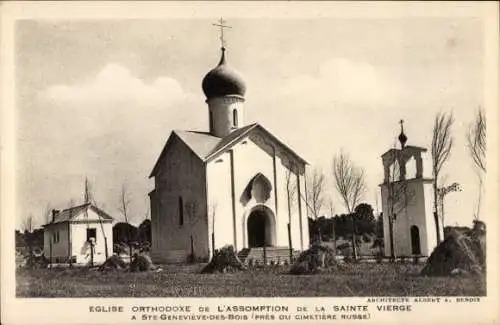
left=209, top=201, right=218, bottom=257
left=327, top=197, right=335, bottom=217
left=431, top=111, right=454, bottom=243
left=285, top=163, right=298, bottom=260
left=118, top=184, right=131, bottom=222
left=327, top=197, right=336, bottom=245
left=22, top=214, right=34, bottom=255
left=118, top=183, right=133, bottom=264
left=332, top=150, right=366, bottom=260
left=43, top=201, right=53, bottom=224
left=41, top=201, right=53, bottom=267
left=467, top=107, right=486, bottom=220
left=285, top=166, right=297, bottom=213
left=83, top=178, right=110, bottom=262
left=306, top=168, right=326, bottom=219
left=22, top=214, right=34, bottom=233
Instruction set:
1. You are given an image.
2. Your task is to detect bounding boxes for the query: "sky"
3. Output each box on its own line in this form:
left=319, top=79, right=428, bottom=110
left=15, top=17, right=485, bottom=229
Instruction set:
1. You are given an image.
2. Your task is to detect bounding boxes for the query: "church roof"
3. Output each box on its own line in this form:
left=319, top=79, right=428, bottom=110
left=174, top=130, right=221, bottom=160
left=149, top=123, right=307, bottom=177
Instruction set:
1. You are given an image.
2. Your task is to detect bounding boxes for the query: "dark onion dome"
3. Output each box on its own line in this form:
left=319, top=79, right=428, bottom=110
left=202, top=48, right=246, bottom=100
left=398, top=130, right=408, bottom=148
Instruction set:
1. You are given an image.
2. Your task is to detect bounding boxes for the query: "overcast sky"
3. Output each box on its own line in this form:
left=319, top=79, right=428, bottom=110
left=15, top=16, right=484, bottom=229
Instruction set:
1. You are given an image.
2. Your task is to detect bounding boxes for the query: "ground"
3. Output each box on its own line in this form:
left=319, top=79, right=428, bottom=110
left=16, top=263, right=485, bottom=297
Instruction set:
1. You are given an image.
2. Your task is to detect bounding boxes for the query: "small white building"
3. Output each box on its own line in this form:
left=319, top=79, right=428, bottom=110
left=149, top=47, right=310, bottom=264
left=380, top=126, right=443, bottom=257
left=43, top=203, right=114, bottom=264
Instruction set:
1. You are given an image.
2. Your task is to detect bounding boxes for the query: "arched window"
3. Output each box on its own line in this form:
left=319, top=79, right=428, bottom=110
left=410, top=225, right=421, bottom=255
left=233, top=109, right=238, bottom=127
left=178, top=197, right=184, bottom=226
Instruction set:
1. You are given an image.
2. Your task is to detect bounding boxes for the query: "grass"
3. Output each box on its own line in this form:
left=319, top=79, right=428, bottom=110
left=16, top=263, right=485, bottom=297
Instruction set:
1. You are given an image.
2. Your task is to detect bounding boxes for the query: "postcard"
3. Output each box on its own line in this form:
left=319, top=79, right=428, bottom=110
left=1, top=1, right=498, bottom=324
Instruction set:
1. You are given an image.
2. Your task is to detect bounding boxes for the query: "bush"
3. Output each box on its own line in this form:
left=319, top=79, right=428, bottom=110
left=201, top=245, right=246, bottom=273
left=99, top=255, right=126, bottom=271
left=130, top=253, right=156, bottom=272
left=290, top=243, right=338, bottom=274
left=421, top=230, right=485, bottom=277
left=24, top=254, right=49, bottom=269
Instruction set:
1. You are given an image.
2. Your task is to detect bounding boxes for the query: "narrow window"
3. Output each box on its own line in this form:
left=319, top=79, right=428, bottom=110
left=209, top=111, right=214, bottom=131
left=179, top=197, right=184, bottom=226
left=233, top=109, right=238, bottom=127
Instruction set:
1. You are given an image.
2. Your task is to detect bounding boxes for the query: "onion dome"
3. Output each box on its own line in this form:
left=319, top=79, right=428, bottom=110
left=398, top=119, right=408, bottom=148
left=202, top=48, right=246, bottom=100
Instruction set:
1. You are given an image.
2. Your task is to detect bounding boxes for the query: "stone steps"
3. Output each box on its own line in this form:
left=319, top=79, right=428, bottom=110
left=238, top=247, right=299, bottom=264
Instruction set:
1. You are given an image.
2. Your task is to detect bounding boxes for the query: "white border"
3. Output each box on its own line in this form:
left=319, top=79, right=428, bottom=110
left=1, top=2, right=498, bottom=325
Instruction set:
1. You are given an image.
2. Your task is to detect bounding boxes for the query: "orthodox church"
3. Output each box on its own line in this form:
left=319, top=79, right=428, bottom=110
left=148, top=44, right=310, bottom=263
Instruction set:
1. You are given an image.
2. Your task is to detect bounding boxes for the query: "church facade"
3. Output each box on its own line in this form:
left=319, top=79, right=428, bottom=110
left=149, top=47, right=309, bottom=263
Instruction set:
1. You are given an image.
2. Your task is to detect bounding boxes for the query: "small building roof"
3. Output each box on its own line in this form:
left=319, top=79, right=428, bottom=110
left=43, top=203, right=114, bottom=226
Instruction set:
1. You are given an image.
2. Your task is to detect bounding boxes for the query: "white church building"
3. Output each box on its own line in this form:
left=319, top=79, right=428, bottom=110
left=380, top=125, right=444, bottom=258
left=149, top=45, right=310, bottom=264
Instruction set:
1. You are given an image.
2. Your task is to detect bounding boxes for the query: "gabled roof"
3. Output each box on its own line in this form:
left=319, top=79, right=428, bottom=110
left=174, top=130, right=221, bottom=160
left=206, top=123, right=258, bottom=158
left=44, top=203, right=114, bottom=226
left=149, top=123, right=308, bottom=177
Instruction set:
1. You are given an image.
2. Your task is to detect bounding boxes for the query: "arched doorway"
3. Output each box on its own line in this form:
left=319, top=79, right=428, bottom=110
left=410, top=225, right=421, bottom=255
left=247, top=207, right=276, bottom=247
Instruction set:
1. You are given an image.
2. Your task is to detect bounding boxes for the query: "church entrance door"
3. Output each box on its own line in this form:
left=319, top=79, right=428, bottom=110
left=247, top=207, right=276, bottom=247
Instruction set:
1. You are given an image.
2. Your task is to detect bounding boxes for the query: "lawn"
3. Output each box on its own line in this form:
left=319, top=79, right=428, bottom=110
left=16, top=263, right=485, bottom=297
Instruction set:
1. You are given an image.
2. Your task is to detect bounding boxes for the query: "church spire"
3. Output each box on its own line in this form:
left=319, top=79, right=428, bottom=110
left=398, top=119, right=408, bottom=148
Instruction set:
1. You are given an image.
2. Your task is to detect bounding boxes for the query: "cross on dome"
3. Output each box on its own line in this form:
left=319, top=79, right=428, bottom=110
left=212, top=17, right=232, bottom=50
left=202, top=18, right=246, bottom=101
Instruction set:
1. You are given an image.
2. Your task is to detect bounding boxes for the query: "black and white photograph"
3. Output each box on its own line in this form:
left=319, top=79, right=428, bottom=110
left=1, top=1, right=498, bottom=324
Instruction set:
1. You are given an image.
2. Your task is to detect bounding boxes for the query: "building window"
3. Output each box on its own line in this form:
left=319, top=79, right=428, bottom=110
left=179, top=197, right=184, bottom=226
left=410, top=225, right=421, bottom=255
left=209, top=111, right=214, bottom=131
left=86, top=228, right=97, bottom=243
left=52, top=230, right=60, bottom=243
left=233, top=109, right=238, bottom=127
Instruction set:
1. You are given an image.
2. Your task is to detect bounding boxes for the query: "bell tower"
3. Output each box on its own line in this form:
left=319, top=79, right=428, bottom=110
left=379, top=120, right=442, bottom=258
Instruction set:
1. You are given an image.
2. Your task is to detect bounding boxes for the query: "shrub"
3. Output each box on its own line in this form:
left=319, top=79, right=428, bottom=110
left=201, top=245, right=246, bottom=273
left=130, top=253, right=156, bottom=272
left=421, top=231, right=485, bottom=277
left=290, top=243, right=338, bottom=274
left=99, top=255, right=126, bottom=271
